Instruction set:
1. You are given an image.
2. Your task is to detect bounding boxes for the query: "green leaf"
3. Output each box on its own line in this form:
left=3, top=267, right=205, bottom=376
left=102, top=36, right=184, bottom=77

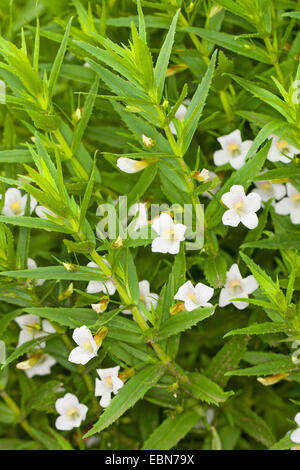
left=142, top=409, right=201, bottom=450
left=0, top=216, right=74, bottom=234
left=226, top=358, right=296, bottom=377
left=224, top=322, right=294, bottom=338
left=180, top=27, right=271, bottom=63
left=0, top=266, right=106, bottom=282
left=203, top=252, right=227, bottom=288
left=181, top=50, right=217, bottom=155
left=188, top=372, right=233, bottom=405
left=23, top=307, right=97, bottom=328
left=270, top=432, right=293, bottom=450
left=228, top=401, right=275, bottom=448
left=206, top=336, right=249, bottom=387
left=84, top=363, right=165, bottom=437
left=154, top=9, right=180, bottom=102
left=48, top=17, right=73, bottom=98
left=157, top=306, right=215, bottom=340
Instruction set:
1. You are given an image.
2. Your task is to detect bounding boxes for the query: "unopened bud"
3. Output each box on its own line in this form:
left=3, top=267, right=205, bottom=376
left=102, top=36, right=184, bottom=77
left=63, top=262, right=79, bottom=272
left=126, top=105, right=142, bottom=113
left=58, top=283, right=73, bottom=302
left=209, top=5, right=223, bottom=18
left=72, top=108, right=82, bottom=123
left=257, top=373, right=290, bottom=386
left=142, top=134, right=155, bottom=148
left=16, top=350, right=44, bottom=370
left=118, top=367, right=135, bottom=382
left=169, top=301, right=185, bottom=316
left=93, top=326, right=108, bottom=348
left=91, top=297, right=109, bottom=313
left=111, top=236, right=123, bottom=249
left=192, top=168, right=210, bottom=182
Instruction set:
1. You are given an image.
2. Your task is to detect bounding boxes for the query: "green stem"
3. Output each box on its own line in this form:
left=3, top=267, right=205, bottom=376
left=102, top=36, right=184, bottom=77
left=219, top=90, right=235, bottom=129
left=53, top=129, right=89, bottom=181
left=264, top=37, right=285, bottom=85
left=0, top=391, right=42, bottom=445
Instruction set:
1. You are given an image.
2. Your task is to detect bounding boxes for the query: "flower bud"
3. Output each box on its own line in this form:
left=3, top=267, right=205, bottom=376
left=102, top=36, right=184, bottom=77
left=257, top=373, right=289, bottom=386
left=169, top=301, right=185, bottom=315
left=192, top=168, right=210, bottom=182
left=142, top=134, right=155, bottom=148
left=118, top=367, right=135, bottom=382
left=93, top=326, right=108, bottom=348
left=63, top=262, right=79, bottom=272
left=91, top=297, right=109, bottom=313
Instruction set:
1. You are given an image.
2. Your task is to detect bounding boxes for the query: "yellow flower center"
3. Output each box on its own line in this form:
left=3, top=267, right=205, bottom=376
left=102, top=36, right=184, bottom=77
left=105, top=376, right=113, bottom=389
left=26, top=322, right=41, bottom=332
left=227, top=143, right=241, bottom=156
left=260, top=181, right=271, bottom=190
left=83, top=340, right=94, bottom=353
left=163, top=228, right=176, bottom=240
left=228, top=279, right=242, bottom=295
left=67, top=407, right=80, bottom=420
left=188, top=290, right=198, bottom=304
left=292, top=193, right=300, bottom=202
left=10, top=201, right=22, bottom=215
left=277, top=139, right=289, bottom=153
left=136, top=160, right=149, bottom=171
left=233, top=199, right=245, bottom=214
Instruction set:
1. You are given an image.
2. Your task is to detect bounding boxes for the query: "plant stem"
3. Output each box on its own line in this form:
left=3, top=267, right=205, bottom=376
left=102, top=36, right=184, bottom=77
left=53, top=129, right=89, bottom=181
left=219, top=90, right=235, bottom=129
left=0, top=390, right=42, bottom=445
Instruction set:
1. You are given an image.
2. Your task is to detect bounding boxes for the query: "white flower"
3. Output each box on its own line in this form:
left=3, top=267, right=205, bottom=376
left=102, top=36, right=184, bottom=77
left=151, top=213, right=186, bottom=254
left=123, top=280, right=158, bottom=318
left=274, top=183, right=300, bottom=224
left=221, top=185, right=261, bottom=229
left=267, top=135, right=300, bottom=163
left=291, top=413, right=300, bottom=444
left=95, top=366, right=124, bottom=408
left=219, top=264, right=258, bottom=310
left=128, top=202, right=148, bottom=230
left=86, top=261, right=116, bottom=295
left=35, top=205, right=57, bottom=220
left=27, top=258, right=45, bottom=287
left=174, top=280, right=214, bottom=311
left=68, top=326, right=98, bottom=365
left=55, top=393, right=88, bottom=431
left=116, top=157, right=149, bottom=173
left=23, top=353, right=56, bottom=378
left=2, top=188, right=36, bottom=216
left=253, top=172, right=286, bottom=203
left=15, top=314, right=55, bottom=348
left=169, top=104, right=188, bottom=135
left=213, top=130, right=253, bottom=170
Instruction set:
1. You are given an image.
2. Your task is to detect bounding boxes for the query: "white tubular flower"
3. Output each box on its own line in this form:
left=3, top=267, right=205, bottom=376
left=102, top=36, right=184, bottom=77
left=291, top=413, right=300, bottom=444
left=174, top=280, right=214, bottom=311
left=23, top=353, right=56, bottom=378
left=35, top=205, right=57, bottom=220
left=68, top=326, right=98, bottom=365
left=27, top=258, right=45, bottom=287
left=213, top=130, right=253, bottom=170
left=95, top=366, right=124, bottom=408
left=221, top=185, right=261, bottom=229
left=169, top=104, right=188, bottom=135
left=267, top=135, right=300, bottom=163
left=253, top=172, right=286, bottom=202
left=116, top=157, right=149, bottom=174
left=55, top=393, right=88, bottom=431
left=86, top=261, right=116, bottom=296
left=2, top=188, right=36, bottom=216
left=151, top=213, right=186, bottom=255
left=128, top=202, right=148, bottom=230
left=15, top=314, right=55, bottom=348
left=123, top=280, right=158, bottom=318
left=219, top=264, right=258, bottom=310
left=274, top=183, right=300, bottom=225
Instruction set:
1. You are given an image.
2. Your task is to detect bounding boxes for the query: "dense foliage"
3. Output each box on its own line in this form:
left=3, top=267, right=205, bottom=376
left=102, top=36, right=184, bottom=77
left=0, top=0, right=300, bottom=451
